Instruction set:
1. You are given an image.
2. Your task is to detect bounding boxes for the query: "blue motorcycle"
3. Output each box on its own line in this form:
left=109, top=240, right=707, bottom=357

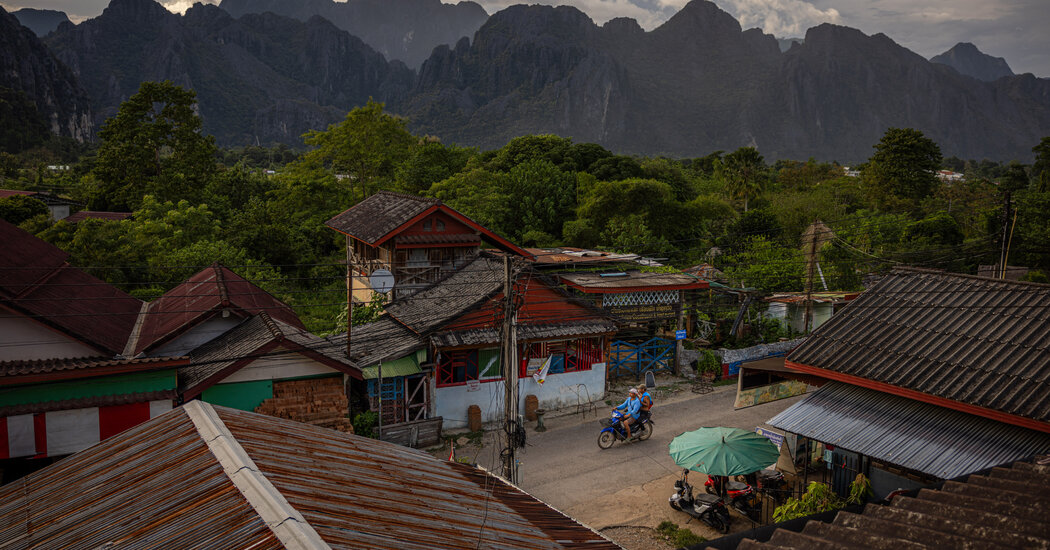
left=597, top=408, right=653, bottom=449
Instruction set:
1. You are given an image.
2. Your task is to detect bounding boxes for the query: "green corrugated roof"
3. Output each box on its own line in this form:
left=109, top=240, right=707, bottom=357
left=361, top=349, right=424, bottom=379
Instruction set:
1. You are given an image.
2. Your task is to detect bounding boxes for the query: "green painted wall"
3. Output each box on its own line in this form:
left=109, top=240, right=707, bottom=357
left=0, top=369, right=177, bottom=407
left=201, top=379, right=274, bottom=411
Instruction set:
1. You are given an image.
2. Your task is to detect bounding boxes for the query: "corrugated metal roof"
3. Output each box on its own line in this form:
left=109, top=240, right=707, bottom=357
left=325, top=191, right=438, bottom=244
left=385, top=255, right=504, bottom=334
left=733, top=457, right=1050, bottom=550
left=0, top=404, right=620, bottom=549
left=131, top=263, right=305, bottom=355
left=0, top=407, right=282, bottom=550
left=1, top=220, right=143, bottom=354
left=768, top=382, right=1050, bottom=479
left=788, top=267, right=1050, bottom=424
left=432, top=321, right=618, bottom=348
left=0, top=354, right=182, bottom=380
left=558, top=269, right=707, bottom=292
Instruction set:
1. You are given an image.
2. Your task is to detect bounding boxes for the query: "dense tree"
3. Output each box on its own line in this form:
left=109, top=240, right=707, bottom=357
left=718, top=236, right=804, bottom=291
left=0, top=195, right=48, bottom=225
left=863, top=128, right=942, bottom=207
left=719, top=147, right=768, bottom=211
left=298, top=100, right=416, bottom=202
left=84, top=81, right=217, bottom=211
left=428, top=168, right=511, bottom=236
left=394, top=140, right=475, bottom=196
left=1033, top=137, right=1050, bottom=192
left=504, top=159, right=576, bottom=244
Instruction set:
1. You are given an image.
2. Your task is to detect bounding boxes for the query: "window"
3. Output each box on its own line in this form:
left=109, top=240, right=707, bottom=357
left=423, top=219, right=432, bottom=231
left=437, top=348, right=502, bottom=387
left=520, top=338, right=603, bottom=377
left=435, top=218, right=445, bottom=232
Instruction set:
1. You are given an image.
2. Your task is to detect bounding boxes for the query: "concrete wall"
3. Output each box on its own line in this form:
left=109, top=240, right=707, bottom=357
left=151, top=317, right=244, bottom=357
left=435, top=363, right=607, bottom=430
left=0, top=311, right=98, bottom=361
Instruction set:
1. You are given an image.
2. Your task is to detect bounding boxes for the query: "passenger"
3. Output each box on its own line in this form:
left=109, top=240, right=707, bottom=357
left=636, top=384, right=653, bottom=425
left=615, top=388, right=641, bottom=440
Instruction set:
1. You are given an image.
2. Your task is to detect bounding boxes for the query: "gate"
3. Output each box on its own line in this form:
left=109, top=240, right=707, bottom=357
left=608, top=338, right=675, bottom=379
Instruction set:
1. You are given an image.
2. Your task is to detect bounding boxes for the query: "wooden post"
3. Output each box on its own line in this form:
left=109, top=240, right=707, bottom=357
left=502, top=256, right=519, bottom=483
left=347, top=235, right=353, bottom=356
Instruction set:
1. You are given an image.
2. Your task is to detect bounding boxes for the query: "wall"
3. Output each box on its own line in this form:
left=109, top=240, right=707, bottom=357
left=734, top=380, right=808, bottom=409
left=0, top=311, right=98, bottom=361
left=768, top=302, right=833, bottom=334
left=434, top=363, right=607, bottom=429
left=151, top=317, right=243, bottom=357
left=215, top=347, right=339, bottom=384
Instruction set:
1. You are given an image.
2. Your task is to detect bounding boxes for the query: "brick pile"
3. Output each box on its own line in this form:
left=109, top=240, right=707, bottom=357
left=254, top=377, right=355, bottom=433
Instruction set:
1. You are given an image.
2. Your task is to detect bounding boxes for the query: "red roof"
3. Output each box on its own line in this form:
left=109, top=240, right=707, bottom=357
left=0, top=220, right=143, bottom=354
left=64, top=211, right=133, bottom=223
left=0, top=189, right=35, bottom=198
left=130, top=264, right=306, bottom=355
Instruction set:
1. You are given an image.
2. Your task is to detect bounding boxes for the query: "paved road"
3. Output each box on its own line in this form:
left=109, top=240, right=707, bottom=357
left=460, top=385, right=806, bottom=536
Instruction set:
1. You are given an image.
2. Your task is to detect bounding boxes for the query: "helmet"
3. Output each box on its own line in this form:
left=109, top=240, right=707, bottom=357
left=629, top=388, right=639, bottom=395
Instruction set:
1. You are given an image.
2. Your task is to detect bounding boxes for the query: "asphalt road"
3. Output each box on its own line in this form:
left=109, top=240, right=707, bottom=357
left=457, top=384, right=806, bottom=538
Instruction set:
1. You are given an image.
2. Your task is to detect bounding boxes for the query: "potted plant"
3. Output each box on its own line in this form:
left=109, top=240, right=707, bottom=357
left=696, top=349, right=721, bottom=381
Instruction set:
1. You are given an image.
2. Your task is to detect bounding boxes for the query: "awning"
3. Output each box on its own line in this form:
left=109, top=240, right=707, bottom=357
left=361, top=349, right=425, bottom=380
left=768, top=382, right=1050, bottom=480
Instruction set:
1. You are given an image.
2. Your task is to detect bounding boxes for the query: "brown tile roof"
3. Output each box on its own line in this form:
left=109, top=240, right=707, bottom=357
left=63, top=210, right=133, bottom=223
left=787, top=267, right=1050, bottom=426
left=326, top=190, right=438, bottom=244
left=0, top=402, right=619, bottom=549
left=129, top=263, right=305, bottom=355
left=181, top=313, right=359, bottom=394
left=385, top=254, right=505, bottom=334
left=733, top=457, right=1050, bottom=550
left=0, top=220, right=143, bottom=354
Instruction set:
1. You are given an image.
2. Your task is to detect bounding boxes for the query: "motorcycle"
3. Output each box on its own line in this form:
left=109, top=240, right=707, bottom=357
left=669, top=470, right=731, bottom=533
left=750, top=468, right=788, bottom=503
left=597, top=409, right=653, bottom=449
left=705, top=475, right=763, bottom=520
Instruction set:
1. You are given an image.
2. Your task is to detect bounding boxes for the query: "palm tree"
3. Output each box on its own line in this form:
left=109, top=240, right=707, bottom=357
left=718, top=147, right=767, bottom=212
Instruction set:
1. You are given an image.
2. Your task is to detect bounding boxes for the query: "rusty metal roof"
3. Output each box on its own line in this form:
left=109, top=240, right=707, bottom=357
left=558, top=270, right=708, bottom=292
left=787, top=267, right=1050, bottom=425
left=764, top=291, right=860, bottom=304
left=326, top=191, right=439, bottom=244
left=0, top=403, right=620, bottom=549
left=129, top=263, right=305, bottom=355
left=732, top=456, right=1050, bottom=549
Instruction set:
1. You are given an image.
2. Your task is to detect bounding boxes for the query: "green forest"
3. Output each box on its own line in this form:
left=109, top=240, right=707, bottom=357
left=3, top=82, right=1049, bottom=336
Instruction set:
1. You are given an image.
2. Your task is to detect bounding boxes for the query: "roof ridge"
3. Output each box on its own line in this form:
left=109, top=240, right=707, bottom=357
left=13, top=261, right=68, bottom=299
left=213, top=263, right=230, bottom=305
left=892, top=266, right=1050, bottom=289
left=122, top=301, right=150, bottom=357
left=375, top=189, right=441, bottom=204
left=183, top=401, right=331, bottom=550
left=258, top=311, right=284, bottom=341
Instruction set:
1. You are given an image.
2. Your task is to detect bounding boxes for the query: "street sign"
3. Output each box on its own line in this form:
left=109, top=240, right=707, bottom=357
left=675, top=329, right=687, bottom=340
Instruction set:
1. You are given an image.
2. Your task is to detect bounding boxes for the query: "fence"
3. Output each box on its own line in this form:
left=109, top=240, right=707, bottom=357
left=608, top=338, right=675, bottom=379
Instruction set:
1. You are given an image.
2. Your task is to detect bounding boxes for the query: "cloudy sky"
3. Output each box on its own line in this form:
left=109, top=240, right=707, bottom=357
left=5, top=0, right=1047, bottom=76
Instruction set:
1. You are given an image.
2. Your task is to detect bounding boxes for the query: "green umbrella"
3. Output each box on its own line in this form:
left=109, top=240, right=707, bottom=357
left=669, top=427, right=780, bottom=477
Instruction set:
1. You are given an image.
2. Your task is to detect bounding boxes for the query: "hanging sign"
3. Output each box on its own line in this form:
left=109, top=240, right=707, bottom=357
left=675, top=329, right=687, bottom=340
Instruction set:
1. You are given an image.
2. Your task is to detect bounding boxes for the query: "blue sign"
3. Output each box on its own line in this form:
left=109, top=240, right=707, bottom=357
left=675, top=329, right=687, bottom=340
left=755, top=427, right=784, bottom=450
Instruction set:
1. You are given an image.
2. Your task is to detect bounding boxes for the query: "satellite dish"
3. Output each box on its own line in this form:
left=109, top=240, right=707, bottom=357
left=369, top=269, right=395, bottom=294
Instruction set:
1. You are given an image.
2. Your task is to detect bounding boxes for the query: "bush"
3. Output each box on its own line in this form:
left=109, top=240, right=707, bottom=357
left=352, top=411, right=378, bottom=438
left=656, top=521, right=705, bottom=547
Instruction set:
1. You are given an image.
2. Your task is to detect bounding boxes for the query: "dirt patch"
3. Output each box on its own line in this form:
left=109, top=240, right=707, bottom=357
left=599, top=526, right=679, bottom=550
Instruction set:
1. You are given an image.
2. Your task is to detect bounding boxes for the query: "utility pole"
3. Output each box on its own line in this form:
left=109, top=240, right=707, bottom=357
left=347, top=235, right=353, bottom=356
left=801, top=221, right=833, bottom=335
left=999, top=191, right=1012, bottom=279
left=501, top=256, right=519, bottom=483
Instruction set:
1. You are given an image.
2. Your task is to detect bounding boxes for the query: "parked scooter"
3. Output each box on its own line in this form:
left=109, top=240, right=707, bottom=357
left=597, top=408, right=653, bottom=449
left=750, top=469, right=788, bottom=502
left=705, top=475, right=762, bottom=520
left=669, top=470, right=731, bottom=533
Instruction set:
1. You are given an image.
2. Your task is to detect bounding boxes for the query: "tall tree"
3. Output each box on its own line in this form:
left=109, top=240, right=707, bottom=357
left=863, top=128, right=942, bottom=206
left=84, top=81, right=216, bottom=211
left=1031, top=137, right=1050, bottom=192
left=299, top=100, right=416, bottom=202
left=719, top=147, right=767, bottom=211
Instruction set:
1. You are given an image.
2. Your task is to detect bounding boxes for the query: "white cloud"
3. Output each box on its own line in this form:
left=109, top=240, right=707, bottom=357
left=717, top=0, right=840, bottom=37
left=159, top=0, right=217, bottom=14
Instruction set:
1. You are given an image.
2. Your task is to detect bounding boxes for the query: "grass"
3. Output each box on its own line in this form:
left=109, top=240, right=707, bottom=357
left=656, top=521, right=706, bottom=547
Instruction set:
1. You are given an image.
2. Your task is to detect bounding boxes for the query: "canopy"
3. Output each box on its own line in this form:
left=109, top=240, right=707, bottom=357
left=669, top=426, right=780, bottom=477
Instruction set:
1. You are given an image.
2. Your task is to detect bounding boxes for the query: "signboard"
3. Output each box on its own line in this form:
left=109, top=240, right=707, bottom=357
left=466, top=380, right=481, bottom=392
left=607, top=303, right=678, bottom=323
left=755, top=427, right=784, bottom=450
left=675, top=329, right=687, bottom=340
left=526, top=358, right=546, bottom=376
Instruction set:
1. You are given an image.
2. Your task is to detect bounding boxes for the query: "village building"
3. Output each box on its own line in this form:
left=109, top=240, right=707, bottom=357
left=0, top=189, right=79, bottom=221
left=325, top=190, right=533, bottom=301
left=766, top=267, right=1050, bottom=498
left=763, top=291, right=859, bottom=334
left=0, top=401, right=619, bottom=549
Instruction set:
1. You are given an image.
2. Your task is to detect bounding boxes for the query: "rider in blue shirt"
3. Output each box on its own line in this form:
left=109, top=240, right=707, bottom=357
left=615, top=388, right=641, bottom=439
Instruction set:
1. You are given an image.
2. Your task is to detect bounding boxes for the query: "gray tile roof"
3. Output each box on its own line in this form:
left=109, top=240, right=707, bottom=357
left=385, top=255, right=505, bottom=335
left=768, top=382, right=1050, bottom=480
left=788, top=267, right=1050, bottom=424
left=325, top=191, right=438, bottom=244
left=183, top=314, right=357, bottom=392
left=431, top=321, right=618, bottom=348
left=334, top=316, right=427, bottom=367
left=733, top=457, right=1050, bottom=549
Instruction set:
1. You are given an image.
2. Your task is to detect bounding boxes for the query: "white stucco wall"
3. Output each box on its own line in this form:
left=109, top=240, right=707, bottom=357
left=435, top=363, right=607, bottom=429
left=217, top=346, right=339, bottom=384
left=0, top=311, right=98, bottom=361
left=150, top=316, right=244, bottom=357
